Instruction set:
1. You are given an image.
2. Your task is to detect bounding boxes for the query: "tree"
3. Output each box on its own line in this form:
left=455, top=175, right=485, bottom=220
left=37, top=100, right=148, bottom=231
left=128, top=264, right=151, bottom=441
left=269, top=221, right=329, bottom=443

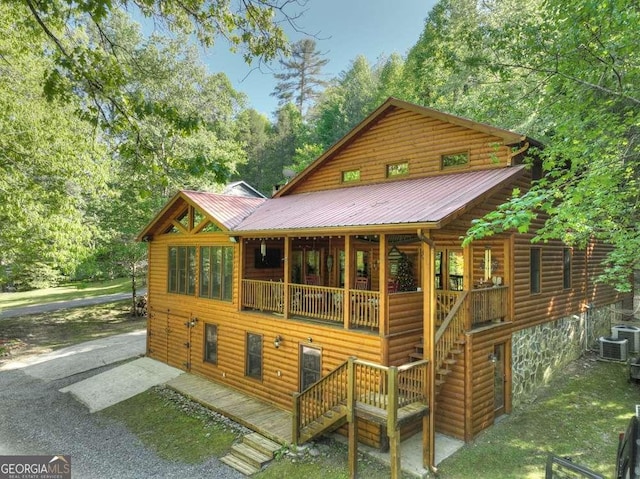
left=272, top=38, right=329, bottom=116
left=406, top=0, right=640, bottom=291
left=233, top=109, right=273, bottom=195
left=0, top=2, right=108, bottom=287
left=312, top=56, right=379, bottom=150
left=18, top=0, right=296, bottom=125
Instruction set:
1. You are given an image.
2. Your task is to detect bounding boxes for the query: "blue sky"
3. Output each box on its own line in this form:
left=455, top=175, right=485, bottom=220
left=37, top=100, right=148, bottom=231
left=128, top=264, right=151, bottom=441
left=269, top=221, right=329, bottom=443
left=199, top=0, right=438, bottom=117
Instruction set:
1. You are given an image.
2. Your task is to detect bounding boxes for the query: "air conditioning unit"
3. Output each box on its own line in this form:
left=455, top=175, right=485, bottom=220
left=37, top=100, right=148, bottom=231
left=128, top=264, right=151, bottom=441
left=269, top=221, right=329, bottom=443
left=612, top=325, right=640, bottom=354
left=599, top=336, right=628, bottom=361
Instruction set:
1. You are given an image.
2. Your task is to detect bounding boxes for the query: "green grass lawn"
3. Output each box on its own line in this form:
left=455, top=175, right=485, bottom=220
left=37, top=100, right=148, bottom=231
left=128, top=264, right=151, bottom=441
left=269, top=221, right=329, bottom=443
left=101, top=354, right=639, bottom=479
left=437, top=356, right=639, bottom=478
left=2, top=285, right=638, bottom=478
left=0, top=277, right=138, bottom=310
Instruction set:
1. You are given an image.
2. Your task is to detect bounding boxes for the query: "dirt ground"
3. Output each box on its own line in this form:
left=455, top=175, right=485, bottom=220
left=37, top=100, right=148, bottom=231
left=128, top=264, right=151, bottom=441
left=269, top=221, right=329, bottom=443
left=0, top=301, right=146, bottom=364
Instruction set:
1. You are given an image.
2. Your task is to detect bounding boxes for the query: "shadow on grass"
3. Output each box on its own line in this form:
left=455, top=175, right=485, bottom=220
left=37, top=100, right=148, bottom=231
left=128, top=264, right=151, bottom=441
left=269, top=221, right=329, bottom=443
left=437, top=355, right=640, bottom=478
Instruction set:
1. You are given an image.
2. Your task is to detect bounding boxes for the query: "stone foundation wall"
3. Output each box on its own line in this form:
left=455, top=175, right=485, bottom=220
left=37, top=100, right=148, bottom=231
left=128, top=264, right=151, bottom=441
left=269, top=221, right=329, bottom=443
left=511, top=303, right=614, bottom=407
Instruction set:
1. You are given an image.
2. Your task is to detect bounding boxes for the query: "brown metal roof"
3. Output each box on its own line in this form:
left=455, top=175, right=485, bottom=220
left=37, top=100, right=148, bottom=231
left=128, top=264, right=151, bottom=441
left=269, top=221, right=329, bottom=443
left=274, top=97, right=536, bottom=198
left=181, top=190, right=266, bottom=230
left=234, top=166, right=526, bottom=233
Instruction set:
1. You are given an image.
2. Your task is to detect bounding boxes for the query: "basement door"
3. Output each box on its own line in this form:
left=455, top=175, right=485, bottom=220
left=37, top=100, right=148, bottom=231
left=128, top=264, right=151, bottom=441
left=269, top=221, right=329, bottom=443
left=151, top=309, right=193, bottom=371
left=493, top=343, right=506, bottom=416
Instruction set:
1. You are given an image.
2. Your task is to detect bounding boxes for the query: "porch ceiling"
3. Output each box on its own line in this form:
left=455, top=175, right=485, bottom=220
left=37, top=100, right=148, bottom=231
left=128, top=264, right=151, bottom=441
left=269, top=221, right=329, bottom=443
left=233, top=166, right=526, bottom=233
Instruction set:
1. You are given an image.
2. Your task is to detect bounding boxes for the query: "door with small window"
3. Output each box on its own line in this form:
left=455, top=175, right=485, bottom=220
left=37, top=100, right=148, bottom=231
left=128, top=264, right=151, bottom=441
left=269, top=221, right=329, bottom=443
left=300, top=345, right=322, bottom=392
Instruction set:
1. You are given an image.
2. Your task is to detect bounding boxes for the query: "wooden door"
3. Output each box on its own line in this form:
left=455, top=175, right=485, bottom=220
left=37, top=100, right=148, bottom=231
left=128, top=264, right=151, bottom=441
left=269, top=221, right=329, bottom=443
left=147, top=308, right=168, bottom=363
left=166, top=310, right=192, bottom=371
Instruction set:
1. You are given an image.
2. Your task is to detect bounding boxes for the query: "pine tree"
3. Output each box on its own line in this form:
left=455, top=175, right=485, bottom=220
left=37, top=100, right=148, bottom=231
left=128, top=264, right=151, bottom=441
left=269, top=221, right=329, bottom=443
left=272, top=38, right=329, bottom=116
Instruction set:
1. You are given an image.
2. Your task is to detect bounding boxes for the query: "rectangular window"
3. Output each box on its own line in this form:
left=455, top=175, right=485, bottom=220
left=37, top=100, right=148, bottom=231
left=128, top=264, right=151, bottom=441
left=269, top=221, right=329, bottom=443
left=563, top=248, right=572, bottom=289
left=530, top=248, right=541, bottom=294
left=199, top=246, right=234, bottom=301
left=441, top=152, right=469, bottom=169
left=300, top=345, right=322, bottom=391
left=168, top=246, right=196, bottom=295
left=204, top=324, right=218, bottom=364
left=246, top=333, right=263, bottom=380
left=386, top=162, right=409, bottom=178
left=342, top=169, right=360, bottom=182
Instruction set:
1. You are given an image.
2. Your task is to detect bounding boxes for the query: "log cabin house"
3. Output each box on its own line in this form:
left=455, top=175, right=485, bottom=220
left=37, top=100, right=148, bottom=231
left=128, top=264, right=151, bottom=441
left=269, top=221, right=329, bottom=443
left=138, top=98, right=631, bottom=471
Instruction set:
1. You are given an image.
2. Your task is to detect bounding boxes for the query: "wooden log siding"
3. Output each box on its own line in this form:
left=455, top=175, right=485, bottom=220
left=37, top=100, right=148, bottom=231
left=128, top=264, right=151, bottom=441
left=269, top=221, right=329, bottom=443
left=465, top=325, right=512, bottom=440
left=287, top=108, right=516, bottom=195
left=386, top=292, right=423, bottom=366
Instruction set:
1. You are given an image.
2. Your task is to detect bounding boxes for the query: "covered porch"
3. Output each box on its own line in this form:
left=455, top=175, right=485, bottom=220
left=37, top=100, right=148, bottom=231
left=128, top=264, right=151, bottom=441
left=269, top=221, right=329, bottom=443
left=238, top=233, right=510, bottom=337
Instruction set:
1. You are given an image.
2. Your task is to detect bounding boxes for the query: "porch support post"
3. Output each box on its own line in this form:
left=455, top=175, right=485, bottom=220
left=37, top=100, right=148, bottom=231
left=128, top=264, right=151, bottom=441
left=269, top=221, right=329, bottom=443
left=379, top=234, right=389, bottom=363
left=237, top=236, right=245, bottom=312
left=284, top=236, right=291, bottom=319
left=347, top=357, right=357, bottom=478
left=343, top=234, right=352, bottom=330
left=419, top=228, right=436, bottom=471
left=387, top=366, right=401, bottom=479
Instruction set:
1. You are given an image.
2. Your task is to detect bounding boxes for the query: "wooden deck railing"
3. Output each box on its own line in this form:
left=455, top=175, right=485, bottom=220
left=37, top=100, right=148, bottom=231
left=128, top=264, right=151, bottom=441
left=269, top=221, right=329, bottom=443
left=293, top=357, right=429, bottom=445
left=292, top=359, right=350, bottom=443
left=469, top=286, right=508, bottom=327
left=289, top=284, right=344, bottom=323
left=241, top=279, right=379, bottom=330
left=349, top=290, right=380, bottom=330
left=241, top=279, right=284, bottom=313
left=436, top=291, right=461, bottom=328
left=435, top=291, right=467, bottom=380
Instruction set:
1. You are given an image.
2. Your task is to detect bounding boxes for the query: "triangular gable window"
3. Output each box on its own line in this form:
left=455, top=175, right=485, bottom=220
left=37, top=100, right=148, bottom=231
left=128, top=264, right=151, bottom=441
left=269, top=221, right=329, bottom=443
left=161, top=203, right=223, bottom=235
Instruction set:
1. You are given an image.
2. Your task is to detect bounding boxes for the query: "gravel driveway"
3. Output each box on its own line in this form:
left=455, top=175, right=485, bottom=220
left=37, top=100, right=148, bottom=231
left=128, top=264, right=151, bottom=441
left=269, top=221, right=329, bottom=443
left=0, top=343, right=243, bottom=478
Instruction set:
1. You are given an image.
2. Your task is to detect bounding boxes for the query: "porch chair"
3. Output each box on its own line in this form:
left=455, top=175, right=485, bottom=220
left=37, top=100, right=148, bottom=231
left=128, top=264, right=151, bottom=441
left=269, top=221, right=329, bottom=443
left=387, top=280, right=398, bottom=294
left=355, top=277, right=369, bottom=290
left=305, top=275, right=320, bottom=285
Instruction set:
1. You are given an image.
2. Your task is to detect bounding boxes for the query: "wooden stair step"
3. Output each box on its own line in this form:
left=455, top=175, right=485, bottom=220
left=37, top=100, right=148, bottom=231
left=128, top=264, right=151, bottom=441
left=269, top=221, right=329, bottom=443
left=243, top=432, right=281, bottom=458
left=220, top=453, right=260, bottom=476
left=449, top=348, right=463, bottom=355
left=230, top=442, right=272, bottom=469
left=437, top=368, right=451, bottom=376
left=443, top=358, right=457, bottom=365
left=409, top=352, right=423, bottom=360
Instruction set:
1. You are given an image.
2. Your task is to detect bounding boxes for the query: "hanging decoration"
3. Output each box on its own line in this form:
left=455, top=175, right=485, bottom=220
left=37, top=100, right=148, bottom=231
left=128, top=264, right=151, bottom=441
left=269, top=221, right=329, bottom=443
left=260, top=239, right=267, bottom=258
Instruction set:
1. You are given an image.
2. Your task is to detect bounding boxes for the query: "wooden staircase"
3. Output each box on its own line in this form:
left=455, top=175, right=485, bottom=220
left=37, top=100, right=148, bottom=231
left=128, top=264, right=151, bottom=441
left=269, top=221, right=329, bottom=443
left=220, top=432, right=281, bottom=476
left=297, top=404, right=348, bottom=444
left=410, top=336, right=465, bottom=392
left=293, top=358, right=429, bottom=446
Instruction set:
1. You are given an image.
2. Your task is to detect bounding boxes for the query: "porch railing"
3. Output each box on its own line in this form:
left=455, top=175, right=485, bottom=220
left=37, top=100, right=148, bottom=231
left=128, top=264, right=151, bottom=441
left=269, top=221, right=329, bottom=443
left=292, top=359, right=350, bottom=441
left=292, top=357, right=429, bottom=445
left=241, top=279, right=379, bottom=330
left=349, top=290, right=380, bottom=330
left=289, top=284, right=344, bottom=323
left=436, top=290, right=461, bottom=328
left=469, top=286, right=508, bottom=327
left=242, top=279, right=284, bottom=313
left=435, top=291, right=467, bottom=379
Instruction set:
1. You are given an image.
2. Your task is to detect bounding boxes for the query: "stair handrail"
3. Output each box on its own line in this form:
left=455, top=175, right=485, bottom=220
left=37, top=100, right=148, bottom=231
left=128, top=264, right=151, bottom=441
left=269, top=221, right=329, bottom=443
left=292, top=359, right=350, bottom=444
left=434, top=290, right=468, bottom=378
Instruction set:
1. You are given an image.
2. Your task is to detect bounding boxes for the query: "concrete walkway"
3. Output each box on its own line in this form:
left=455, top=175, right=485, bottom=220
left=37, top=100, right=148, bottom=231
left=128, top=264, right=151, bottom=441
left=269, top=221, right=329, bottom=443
left=2, top=329, right=463, bottom=477
left=61, top=357, right=183, bottom=412
left=0, top=290, right=146, bottom=319
left=0, top=330, right=147, bottom=379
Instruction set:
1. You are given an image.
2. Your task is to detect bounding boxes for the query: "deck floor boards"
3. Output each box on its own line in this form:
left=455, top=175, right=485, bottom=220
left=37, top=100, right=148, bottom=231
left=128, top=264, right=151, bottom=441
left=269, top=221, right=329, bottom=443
left=166, top=374, right=292, bottom=444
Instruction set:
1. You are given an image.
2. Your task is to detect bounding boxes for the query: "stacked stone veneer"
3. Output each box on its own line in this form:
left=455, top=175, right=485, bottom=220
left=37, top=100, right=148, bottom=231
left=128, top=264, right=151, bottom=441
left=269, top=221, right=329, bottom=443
left=511, top=303, right=615, bottom=408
